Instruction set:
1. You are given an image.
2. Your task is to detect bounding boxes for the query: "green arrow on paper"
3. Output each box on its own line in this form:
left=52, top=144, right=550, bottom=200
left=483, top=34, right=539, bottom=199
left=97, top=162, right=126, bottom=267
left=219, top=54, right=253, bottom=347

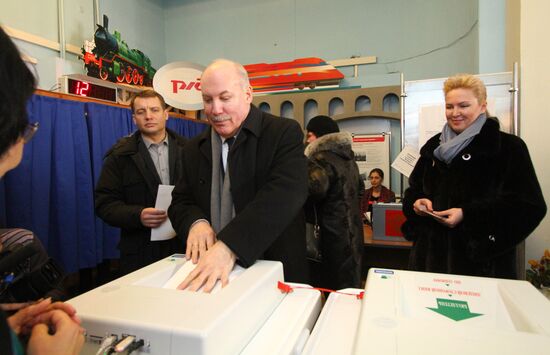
left=427, top=298, right=483, bottom=321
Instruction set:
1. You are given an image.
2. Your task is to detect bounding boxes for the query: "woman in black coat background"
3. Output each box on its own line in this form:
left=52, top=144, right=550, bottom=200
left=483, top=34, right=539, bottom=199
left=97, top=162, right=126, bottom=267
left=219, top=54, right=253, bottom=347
left=402, top=74, right=546, bottom=279
left=304, top=115, right=364, bottom=290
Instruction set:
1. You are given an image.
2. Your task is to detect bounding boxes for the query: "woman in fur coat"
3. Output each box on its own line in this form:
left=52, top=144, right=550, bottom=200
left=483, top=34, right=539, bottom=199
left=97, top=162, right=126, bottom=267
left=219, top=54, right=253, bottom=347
left=402, top=74, right=546, bottom=279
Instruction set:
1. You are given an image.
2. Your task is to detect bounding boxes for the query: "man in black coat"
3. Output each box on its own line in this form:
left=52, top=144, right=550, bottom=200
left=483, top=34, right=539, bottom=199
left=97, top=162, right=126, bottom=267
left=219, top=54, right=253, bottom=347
left=168, top=59, right=309, bottom=292
left=95, top=90, right=186, bottom=275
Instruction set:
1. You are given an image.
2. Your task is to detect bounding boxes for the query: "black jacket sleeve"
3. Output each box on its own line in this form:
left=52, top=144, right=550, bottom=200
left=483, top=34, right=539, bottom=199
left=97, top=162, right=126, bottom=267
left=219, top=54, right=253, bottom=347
left=95, top=154, right=144, bottom=229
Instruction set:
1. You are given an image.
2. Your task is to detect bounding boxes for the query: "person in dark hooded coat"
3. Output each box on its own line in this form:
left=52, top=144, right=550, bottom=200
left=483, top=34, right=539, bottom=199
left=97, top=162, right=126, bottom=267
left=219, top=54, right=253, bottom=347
left=304, top=115, right=364, bottom=289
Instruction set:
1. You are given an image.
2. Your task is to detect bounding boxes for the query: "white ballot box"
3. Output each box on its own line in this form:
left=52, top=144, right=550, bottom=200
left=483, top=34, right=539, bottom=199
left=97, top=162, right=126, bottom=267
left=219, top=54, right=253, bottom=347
left=354, top=268, right=550, bottom=355
left=240, top=282, right=321, bottom=355
left=68, top=255, right=321, bottom=355
left=301, top=288, right=364, bottom=355
left=303, top=269, right=550, bottom=355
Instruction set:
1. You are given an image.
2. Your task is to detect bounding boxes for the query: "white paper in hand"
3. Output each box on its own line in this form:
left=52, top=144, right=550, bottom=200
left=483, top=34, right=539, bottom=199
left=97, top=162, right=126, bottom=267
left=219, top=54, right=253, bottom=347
left=151, top=184, right=176, bottom=241
left=163, top=259, right=245, bottom=293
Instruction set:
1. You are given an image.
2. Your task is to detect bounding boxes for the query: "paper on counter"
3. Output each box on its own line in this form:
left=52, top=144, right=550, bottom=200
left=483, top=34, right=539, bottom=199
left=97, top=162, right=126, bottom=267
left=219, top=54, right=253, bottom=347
left=163, top=260, right=245, bottom=293
left=151, top=184, right=177, bottom=241
left=364, top=211, right=372, bottom=224
left=391, top=146, right=420, bottom=178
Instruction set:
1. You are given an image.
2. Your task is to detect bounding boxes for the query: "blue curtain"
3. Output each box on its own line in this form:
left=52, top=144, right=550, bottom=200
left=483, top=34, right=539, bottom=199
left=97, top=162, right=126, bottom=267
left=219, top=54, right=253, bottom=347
left=85, top=102, right=135, bottom=263
left=167, top=114, right=206, bottom=137
left=0, top=95, right=207, bottom=273
left=1, top=95, right=96, bottom=272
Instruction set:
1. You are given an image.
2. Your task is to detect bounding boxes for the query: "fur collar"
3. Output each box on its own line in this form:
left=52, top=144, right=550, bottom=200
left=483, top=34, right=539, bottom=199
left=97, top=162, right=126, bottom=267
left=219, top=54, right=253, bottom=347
left=305, top=131, right=353, bottom=158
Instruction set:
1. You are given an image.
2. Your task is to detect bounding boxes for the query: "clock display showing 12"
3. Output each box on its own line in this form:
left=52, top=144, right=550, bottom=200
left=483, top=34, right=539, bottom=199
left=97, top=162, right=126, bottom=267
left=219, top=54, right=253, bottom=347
left=68, top=78, right=117, bottom=102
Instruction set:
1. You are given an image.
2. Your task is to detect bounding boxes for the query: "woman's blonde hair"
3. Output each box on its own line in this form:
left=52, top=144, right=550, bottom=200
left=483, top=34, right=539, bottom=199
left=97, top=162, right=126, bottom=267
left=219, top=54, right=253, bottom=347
left=443, top=73, right=487, bottom=105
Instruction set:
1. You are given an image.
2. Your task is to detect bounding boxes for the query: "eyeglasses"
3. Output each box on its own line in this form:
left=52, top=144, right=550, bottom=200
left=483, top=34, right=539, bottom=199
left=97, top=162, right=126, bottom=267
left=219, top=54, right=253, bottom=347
left=22, top=122, right=39, bottom=143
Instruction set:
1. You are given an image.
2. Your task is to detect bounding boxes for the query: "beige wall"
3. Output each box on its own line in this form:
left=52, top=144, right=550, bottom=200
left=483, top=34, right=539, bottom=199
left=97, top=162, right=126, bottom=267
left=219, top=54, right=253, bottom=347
left=520, top=0, right=550, bottom=264
left=506, top=0, right=520, bottom=70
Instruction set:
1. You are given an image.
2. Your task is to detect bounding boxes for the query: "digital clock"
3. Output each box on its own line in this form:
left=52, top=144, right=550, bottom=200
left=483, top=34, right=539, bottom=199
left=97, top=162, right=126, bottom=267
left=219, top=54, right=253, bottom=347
left=67, top=78, right=117, bottom=102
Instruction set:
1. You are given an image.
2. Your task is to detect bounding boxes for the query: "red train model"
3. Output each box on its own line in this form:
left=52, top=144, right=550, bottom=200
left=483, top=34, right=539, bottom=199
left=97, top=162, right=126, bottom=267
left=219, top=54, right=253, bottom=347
left=244, top=57, right=344, bottom=93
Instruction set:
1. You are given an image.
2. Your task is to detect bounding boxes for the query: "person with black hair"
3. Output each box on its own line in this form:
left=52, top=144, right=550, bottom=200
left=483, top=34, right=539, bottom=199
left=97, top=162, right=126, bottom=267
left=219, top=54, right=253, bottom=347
left=0, top=26, right=84, bottom=355
left=360, top=168, right=396, bottom=217
left=304, top=115, right=364, bottom=289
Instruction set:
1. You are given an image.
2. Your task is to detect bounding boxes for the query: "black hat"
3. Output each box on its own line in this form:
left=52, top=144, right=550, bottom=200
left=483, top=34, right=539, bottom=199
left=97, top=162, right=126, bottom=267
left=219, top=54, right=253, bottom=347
left=306, top=115, right=339, bottom=138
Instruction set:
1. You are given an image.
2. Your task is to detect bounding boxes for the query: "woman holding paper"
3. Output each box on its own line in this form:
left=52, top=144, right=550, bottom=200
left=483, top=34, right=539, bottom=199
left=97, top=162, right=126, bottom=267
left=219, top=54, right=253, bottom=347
left=402, top=74, right=546, bottom=279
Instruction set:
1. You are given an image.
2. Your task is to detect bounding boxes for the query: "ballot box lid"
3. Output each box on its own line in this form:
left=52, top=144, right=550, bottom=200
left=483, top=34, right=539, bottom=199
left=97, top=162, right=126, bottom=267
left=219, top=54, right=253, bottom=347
left=353, top=269, right=550, bottom=355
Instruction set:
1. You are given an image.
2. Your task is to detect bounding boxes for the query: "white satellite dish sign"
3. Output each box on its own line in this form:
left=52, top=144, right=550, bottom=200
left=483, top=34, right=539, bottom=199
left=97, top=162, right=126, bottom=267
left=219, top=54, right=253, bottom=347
left=153, top=61, right=205, bottom=110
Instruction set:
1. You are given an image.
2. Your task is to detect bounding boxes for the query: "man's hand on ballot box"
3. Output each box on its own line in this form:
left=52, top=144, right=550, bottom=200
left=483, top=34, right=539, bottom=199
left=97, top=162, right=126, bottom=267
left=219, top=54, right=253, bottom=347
left=186, top=221, right=217, bottom=264
left=178, top=240, right=237, bottom=293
